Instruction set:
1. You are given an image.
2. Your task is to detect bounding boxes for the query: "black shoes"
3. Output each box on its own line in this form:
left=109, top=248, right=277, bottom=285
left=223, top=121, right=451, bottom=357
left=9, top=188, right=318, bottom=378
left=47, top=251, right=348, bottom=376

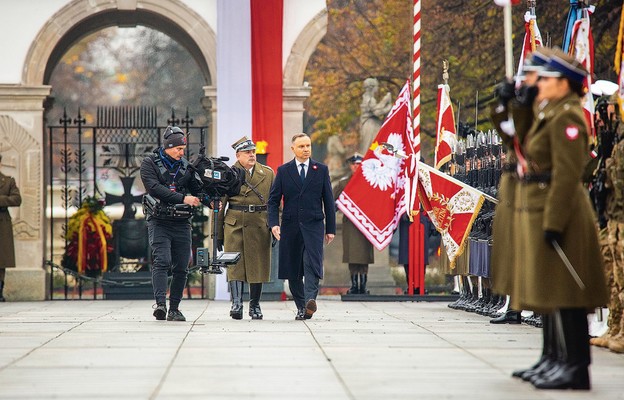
left=305, top=299, right=317, bottom=319
left=249, top=303, right=263, bottom=320
left=531, top=363, right=590, bottom=390
left=167, top=309, right=186, bottom=322
left=490, top=310, right=521, bottom=324
left=295, top=299, right=317, bottom=320
left=230, top=304, right=243, bottom=320
left=153, top=303, right=167, bottom=321
left=295, top=308, right=306, bottom=320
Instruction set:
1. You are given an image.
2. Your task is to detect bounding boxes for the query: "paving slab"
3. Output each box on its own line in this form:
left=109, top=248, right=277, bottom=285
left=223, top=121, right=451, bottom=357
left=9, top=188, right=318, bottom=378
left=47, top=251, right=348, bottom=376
left=0, top=299, right=623, bottom=400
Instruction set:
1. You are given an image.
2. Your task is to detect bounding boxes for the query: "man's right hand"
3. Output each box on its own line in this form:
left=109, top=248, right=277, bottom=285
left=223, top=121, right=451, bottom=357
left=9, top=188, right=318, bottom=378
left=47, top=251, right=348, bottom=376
left=271, top=225, right=281, bottom=241
left=184, top=195, right=200, bottom=207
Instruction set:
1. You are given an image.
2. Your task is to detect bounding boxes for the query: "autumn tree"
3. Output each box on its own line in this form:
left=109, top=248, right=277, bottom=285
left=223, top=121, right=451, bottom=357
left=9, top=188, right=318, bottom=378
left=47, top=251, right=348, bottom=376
left=305, top=0, right=622, bottom=162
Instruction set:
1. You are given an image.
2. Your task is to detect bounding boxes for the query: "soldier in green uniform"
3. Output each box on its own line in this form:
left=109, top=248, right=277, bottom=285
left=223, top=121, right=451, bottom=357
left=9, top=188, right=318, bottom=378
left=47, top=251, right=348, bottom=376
left=215, top=137, right=275, bottom=319
left=510, top=48, right=608, bottom=390
left=489, top=49, right=549, bottom=324
left=594, top=96, right=624, bottom=353
left=333, top=153, right=374, bottom=294
left=0, top=153, right=22, bottom=302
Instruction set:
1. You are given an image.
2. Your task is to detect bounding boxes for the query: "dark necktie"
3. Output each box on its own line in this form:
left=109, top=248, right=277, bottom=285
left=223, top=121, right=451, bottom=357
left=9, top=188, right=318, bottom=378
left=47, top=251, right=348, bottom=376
left=299, top=163, right=306, bottom=183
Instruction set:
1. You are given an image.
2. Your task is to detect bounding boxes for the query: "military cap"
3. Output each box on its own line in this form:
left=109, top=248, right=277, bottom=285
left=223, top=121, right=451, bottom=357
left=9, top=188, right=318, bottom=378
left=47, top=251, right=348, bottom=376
left=346, top=153, right=363, bottom=164
left=232, top=136, right=256, bottom=152
left=538, top=47, right=587, bottom=84
left=523, top=47, right=552, bottom=72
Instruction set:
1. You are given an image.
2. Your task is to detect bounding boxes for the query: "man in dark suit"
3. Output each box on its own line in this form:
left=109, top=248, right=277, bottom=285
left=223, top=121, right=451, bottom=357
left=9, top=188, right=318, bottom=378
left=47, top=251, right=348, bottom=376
left=268, top=133, right=336, bottom=320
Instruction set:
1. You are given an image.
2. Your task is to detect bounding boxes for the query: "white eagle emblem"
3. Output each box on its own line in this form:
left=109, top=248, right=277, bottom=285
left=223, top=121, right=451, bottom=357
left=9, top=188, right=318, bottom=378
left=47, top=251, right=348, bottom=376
left=361, top=133, right=404, bottom=191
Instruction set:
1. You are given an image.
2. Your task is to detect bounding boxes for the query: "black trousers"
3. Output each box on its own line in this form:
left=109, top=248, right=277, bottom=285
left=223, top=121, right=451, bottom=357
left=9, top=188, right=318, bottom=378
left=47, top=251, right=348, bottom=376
left=147, top=219, right=191, bottom=308
left=288, top=247, right=319, bottom=310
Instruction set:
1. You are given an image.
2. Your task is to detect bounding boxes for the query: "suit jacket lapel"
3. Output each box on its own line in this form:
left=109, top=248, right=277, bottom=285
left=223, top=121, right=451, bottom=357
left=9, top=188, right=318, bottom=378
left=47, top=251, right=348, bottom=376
left=301, top=160, right=318, bottom=191
left=288, top=159, right=303, bottom=189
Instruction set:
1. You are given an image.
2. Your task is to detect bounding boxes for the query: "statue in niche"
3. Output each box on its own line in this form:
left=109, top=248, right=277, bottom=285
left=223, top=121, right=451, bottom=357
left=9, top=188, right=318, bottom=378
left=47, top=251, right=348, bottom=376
left=359, top=77, right=392, bottom=155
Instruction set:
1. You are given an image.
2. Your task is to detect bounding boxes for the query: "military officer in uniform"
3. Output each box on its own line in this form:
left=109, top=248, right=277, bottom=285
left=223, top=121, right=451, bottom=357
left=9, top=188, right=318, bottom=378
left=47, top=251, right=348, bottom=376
left=593, top=95, right=624, bottom=353
left=333, top=153, right=374, bottom=294
left=509, top=48, right=608, bottom=390
left=215, top=137, right=274, bottom=320
left=0, top=153, right=22, bottom=301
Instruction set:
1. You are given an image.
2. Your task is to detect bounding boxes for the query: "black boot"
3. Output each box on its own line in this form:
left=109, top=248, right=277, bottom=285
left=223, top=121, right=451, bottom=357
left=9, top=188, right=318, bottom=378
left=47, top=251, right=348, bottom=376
left=229, top=280, right=244, bottom=320
left=0, top=281, right=5, bottom=302
left=513, top=313, right=555, bottom=378
left=476, top=288, right=492, bottom=315
left=490, top=309, right=521, bottom=324
left=358, top=273, right=369, bottom=294
left=347, top=274, right=359, bottom=294
left=532, top=309, right=591, bottom=390
left=249, top=283, right=263, bottom=320
left=448, top=276, right=466, bottom=309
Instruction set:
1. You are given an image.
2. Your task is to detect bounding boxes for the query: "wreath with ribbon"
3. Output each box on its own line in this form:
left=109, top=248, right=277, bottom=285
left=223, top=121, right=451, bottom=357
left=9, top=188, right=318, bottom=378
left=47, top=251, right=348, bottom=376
left=62, top=197, right=113, bottom=276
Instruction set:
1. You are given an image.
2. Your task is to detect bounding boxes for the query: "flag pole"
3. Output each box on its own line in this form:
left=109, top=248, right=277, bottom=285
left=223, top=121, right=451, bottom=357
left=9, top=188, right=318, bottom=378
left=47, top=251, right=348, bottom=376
left=409, top=0, right=424, bottom=296
left=504, top=4, right=514, bottom=79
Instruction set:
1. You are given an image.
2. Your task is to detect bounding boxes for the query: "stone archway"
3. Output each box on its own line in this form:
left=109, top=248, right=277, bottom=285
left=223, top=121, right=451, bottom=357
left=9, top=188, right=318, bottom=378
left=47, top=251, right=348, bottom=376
left=2, top=0, right=217, bottom=301
left=282, top=8, right=327, bottom=163
left=22, top=0, right=216, bottom=87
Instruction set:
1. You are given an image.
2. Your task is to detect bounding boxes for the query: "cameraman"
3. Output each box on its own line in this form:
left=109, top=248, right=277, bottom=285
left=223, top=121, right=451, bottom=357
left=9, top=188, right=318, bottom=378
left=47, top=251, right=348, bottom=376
left=140, top=126, right=206, bottom=322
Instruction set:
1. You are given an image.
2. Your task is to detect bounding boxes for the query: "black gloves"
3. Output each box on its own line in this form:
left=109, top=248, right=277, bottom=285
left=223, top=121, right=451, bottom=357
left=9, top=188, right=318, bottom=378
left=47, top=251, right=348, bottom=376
left=544, top=230, right=563, bottom=248
left=216, top=239, right=224, bottom=253
left=494, top=79, right=515, bottom=107
left=516, top=84, right=539, bottom=107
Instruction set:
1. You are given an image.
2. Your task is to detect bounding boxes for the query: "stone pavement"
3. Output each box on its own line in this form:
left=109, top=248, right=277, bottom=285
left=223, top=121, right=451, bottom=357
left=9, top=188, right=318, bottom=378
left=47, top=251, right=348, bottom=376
left=1, top=299, right=623, bottom=400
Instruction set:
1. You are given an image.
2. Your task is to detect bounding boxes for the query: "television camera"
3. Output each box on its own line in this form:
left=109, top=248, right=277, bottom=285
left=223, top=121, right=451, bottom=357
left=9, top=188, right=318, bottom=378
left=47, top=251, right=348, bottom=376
left=191, top=145, right=245, bottom=274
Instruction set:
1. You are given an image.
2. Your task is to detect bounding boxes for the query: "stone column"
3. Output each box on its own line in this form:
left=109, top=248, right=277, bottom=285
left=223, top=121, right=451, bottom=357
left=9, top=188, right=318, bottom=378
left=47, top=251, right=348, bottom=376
left=282, top=86, right=311, bottom=162
left=0, top=84, right=51, bottom=301
left=202, top=85, right=217, bottom=156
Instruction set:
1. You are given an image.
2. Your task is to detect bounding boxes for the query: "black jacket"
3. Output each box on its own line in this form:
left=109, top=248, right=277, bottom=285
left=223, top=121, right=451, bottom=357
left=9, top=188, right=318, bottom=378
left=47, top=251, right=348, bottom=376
left=140, top=148, right=205, bottom=206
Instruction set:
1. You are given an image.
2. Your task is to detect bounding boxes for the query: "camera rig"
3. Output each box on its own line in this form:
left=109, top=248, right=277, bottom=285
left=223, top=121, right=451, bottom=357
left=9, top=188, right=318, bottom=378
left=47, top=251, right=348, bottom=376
left=191, top=146, right=245, bottom=274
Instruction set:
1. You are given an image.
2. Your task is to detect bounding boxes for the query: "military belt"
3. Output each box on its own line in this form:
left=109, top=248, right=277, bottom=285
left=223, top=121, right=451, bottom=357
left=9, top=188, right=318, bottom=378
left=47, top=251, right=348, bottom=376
left=228, top=204, right=267, bottom=212
left=521, top=173, right=551, bottom=183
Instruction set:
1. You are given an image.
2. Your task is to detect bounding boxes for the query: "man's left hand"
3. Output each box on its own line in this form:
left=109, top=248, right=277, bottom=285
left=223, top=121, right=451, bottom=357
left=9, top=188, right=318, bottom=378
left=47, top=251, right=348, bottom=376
left=325, top=234, right=335, bottom=244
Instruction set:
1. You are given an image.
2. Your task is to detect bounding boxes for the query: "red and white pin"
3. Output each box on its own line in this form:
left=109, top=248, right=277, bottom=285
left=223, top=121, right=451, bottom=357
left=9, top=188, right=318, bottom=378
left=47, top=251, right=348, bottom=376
left=565, top=125, right=579, bottom=141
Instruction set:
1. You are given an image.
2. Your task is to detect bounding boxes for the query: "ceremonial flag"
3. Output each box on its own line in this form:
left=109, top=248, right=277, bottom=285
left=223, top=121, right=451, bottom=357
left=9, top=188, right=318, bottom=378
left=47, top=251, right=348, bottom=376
left=417, top=163, right=484, bottom=268
left=616, top=4, right=624, bottom=116
left=568, top=6, right=595, bottom=140
left=516, top=10, right=543, bottom=82
left=336, top=81, right=414, bottom=250
left=562, top=0, right=584, bottom=54
left=434, top=84, right=456, bottom=169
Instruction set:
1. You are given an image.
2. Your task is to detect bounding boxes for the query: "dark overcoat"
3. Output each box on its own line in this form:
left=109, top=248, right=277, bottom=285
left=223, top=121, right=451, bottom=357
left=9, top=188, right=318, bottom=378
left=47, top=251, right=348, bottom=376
left=511, top=93, right=608, bottom=312
left=267, top=159, right=336, bottom=280
left=333, top=175, right=374, bottom=264
left=216, top=162, right=274, bottom=282
left=0, top=172, right=22, bottom=268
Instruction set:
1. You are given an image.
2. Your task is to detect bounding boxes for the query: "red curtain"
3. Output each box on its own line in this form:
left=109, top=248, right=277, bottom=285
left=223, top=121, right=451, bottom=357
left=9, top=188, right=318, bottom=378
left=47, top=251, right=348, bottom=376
left=251, top=0, right=284, bottom=170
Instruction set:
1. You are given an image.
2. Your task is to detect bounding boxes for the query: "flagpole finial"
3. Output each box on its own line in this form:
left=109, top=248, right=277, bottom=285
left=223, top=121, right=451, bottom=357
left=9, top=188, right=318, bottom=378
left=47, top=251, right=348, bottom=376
left=442, top=60, right=449, bottom=86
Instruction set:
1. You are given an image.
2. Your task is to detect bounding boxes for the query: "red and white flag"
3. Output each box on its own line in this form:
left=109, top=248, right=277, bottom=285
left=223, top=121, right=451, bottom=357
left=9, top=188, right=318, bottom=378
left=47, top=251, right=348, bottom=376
left=336, top=81, right=414, bottom=250
left=434, top=84, right=456, bottom=169
left=417, top=163, right=484, bottom=267
left=516, top=10, right=543, bottom=82
left=568, top=7, right=595, bottom=140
